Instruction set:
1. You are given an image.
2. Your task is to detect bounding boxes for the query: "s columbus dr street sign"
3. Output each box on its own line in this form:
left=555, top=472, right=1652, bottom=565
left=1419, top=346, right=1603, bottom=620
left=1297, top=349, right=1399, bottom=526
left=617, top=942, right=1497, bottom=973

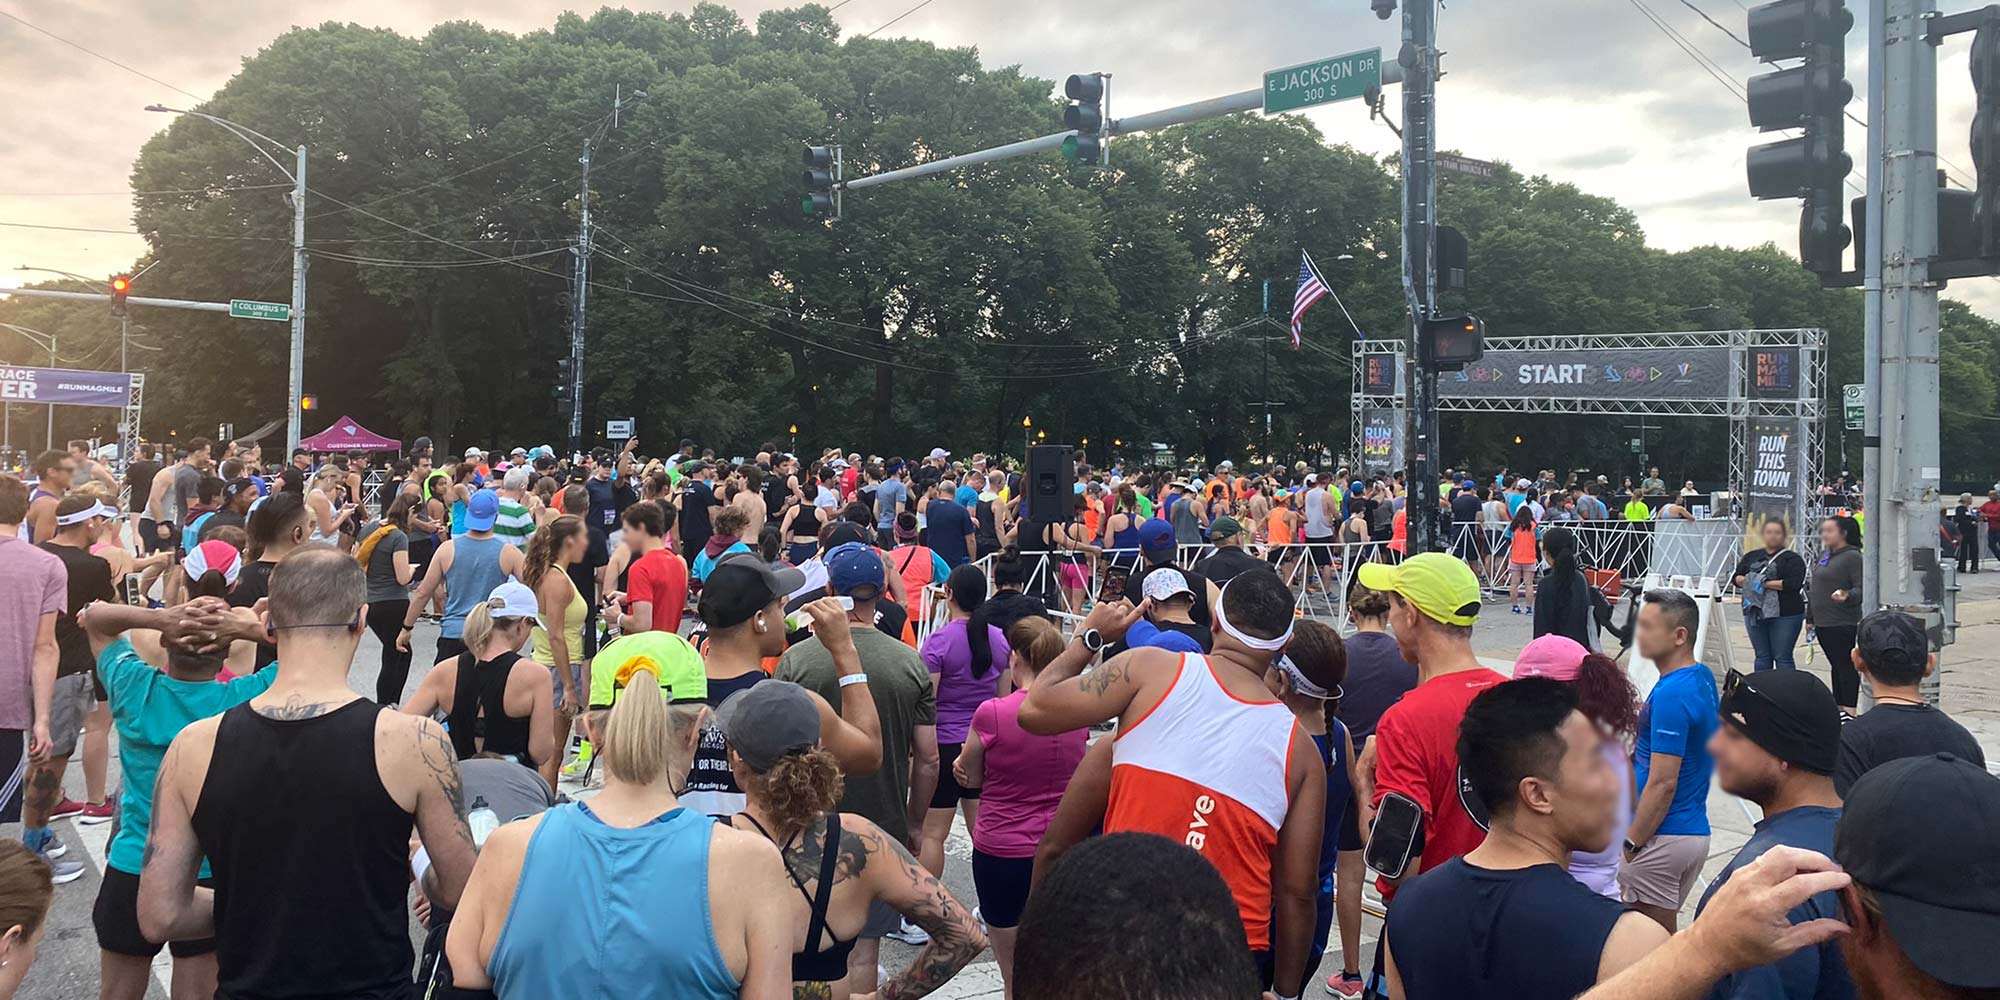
left=1263, top=48, right=1382, bottom=114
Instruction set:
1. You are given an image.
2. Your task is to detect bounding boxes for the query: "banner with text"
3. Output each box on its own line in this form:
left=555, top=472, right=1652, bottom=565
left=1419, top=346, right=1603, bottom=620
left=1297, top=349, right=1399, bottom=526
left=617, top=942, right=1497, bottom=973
left=0, top=366, right=134, bottom=408
left=1743, top=415, right=1809, bottom=551
left=1440, top=346, right=1733, bottom=401
left=1361, top=406, right=1405, bottom=475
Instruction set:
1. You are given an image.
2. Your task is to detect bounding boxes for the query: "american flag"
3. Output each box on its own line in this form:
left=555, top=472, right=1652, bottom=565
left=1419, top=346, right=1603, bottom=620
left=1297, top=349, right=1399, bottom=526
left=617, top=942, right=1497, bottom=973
left=1291, top=250, right=1330, bottom=350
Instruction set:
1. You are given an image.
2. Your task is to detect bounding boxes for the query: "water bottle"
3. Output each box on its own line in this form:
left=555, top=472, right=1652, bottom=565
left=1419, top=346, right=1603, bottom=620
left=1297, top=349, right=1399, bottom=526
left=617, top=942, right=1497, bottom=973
left=467, top=795, right=499, bottom=848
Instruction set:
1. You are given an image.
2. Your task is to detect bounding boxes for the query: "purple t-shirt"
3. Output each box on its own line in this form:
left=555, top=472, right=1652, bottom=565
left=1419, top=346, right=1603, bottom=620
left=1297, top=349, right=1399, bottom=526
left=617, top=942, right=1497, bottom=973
left=969, top=691, right=1088, bottom=857
left=919, top=618, right=1010, bottom=745
left=0, top=535, right=68, bottom=730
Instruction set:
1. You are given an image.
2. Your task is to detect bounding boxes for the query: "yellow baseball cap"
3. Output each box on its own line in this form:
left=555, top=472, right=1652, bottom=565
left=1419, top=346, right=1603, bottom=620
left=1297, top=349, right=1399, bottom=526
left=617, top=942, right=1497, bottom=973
left=589, top=631, right=707, bottom=710
left=1357, top=552, right=1483, bottom=627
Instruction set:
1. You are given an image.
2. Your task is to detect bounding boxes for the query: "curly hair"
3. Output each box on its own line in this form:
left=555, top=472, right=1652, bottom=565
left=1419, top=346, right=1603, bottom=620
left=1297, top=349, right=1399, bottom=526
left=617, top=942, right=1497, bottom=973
left=1575, top=652, right=1640, bottom=740
left=746, top=747, right=844, bottom=834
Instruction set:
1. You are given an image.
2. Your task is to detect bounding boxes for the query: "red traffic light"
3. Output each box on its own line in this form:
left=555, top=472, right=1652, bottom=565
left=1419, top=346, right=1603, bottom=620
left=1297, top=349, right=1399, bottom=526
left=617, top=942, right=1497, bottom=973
left=110, top=276, right=130, bottom=294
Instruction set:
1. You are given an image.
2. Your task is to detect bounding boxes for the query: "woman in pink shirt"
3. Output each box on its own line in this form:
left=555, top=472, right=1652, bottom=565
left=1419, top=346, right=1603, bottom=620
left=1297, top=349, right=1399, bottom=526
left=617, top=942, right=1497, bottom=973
left=952, top=615, right=1086, bottom=995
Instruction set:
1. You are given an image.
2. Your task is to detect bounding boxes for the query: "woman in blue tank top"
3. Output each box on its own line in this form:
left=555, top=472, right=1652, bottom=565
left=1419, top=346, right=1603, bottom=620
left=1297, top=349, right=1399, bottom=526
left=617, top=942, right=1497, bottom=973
left=443, top=653, right=797, bottom=999
left=1262, top=620, right=1357, bottom=981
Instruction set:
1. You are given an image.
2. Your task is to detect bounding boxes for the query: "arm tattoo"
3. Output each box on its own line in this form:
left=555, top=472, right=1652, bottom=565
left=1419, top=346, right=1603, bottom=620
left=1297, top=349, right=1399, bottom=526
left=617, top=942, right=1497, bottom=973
left=254, top=694, right=336, bottom=721
left=417, top=722, right=469, bottom=820
left=877, top=829, right=985, bottom=1000
left=1078, top=656, right=1128, bottom=697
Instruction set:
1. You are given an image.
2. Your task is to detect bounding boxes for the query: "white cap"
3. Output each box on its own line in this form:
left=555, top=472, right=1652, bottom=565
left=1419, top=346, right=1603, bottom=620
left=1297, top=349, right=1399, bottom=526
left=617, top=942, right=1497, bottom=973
left=1141, top=568, right=1195, bottom=603
left=55, top=501, right=118, bottom=526
left=510, top=446, right=528, bottom=456
left=464, top=447, right=483, bottom=458
left=487, top=580, right=540, bottom=620
left=1516, top=478, right=1532, bottom=489
left=929, top=447, right=950, bottom=459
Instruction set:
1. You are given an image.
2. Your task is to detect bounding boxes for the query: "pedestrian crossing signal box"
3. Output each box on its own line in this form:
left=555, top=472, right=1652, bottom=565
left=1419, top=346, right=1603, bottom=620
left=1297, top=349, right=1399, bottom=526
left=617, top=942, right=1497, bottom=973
left=1423, top=314, right=1485, bottom=370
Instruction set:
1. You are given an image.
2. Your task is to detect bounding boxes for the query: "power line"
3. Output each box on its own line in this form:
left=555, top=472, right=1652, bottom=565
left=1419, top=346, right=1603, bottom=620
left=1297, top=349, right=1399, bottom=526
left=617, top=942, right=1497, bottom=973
left=302, top=113, right=614, bottom=221
left=0, top=183, right=292, bottom=197
left=862, top=0, right=942, bottom=38
left=1676, top=0, right=1751, bottom=50
left=306, top=246, right=571, bottom=269
left=0, top=8, right=205, bottom=101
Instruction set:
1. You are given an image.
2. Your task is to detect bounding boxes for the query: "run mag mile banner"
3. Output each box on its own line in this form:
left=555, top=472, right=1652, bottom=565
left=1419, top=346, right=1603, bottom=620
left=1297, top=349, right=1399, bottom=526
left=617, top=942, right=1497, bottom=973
left=1744, top=416, right=1808, bottom=551
left=1361, top=407, right=1405, bottom=475
left=0, top=366, right=134, bottom=407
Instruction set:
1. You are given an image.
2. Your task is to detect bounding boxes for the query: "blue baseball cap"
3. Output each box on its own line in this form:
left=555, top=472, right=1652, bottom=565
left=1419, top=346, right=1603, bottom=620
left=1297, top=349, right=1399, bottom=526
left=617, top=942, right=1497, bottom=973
left=826, top=541, right=884, bottom=599
left=464, top=488, right=499, bottom=532
left=1462, top=479, right=1477, bottom=489
left=1138, top=518, right=1175, bottom=553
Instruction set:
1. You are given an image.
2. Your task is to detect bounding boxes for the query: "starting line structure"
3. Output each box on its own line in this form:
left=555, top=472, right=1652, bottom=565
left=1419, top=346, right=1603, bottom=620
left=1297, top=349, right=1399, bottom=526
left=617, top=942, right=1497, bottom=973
left=1351, top=328, right=1827, bottom=540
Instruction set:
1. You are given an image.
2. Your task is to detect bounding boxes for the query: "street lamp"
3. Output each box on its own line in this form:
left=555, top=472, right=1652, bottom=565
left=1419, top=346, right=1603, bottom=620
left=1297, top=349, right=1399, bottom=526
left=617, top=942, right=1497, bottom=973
left=0, top=322, right=58, bottom=452
left=1022, top=415, right=1032, bottom=456
left=147, top=104, right=308, bottom=457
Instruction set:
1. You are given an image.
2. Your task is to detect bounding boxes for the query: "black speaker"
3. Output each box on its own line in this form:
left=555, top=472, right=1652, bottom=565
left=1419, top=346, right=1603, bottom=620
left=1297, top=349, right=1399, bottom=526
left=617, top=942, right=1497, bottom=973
left=1026, top=445, right=1074, bottom=523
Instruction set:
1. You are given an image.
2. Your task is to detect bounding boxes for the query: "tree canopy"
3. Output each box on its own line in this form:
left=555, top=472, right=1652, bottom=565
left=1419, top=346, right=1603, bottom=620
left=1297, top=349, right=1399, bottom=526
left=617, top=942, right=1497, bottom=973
left=3, top=3, right=1995, bottom=481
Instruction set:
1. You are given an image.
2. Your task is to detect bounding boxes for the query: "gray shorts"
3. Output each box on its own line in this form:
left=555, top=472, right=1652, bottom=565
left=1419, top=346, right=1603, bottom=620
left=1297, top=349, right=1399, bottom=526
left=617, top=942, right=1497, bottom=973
left=1619, top=833, right=1710, bottom=909
left=549, top=662, right=585, bottom=710
left=48, top=673, right=95, bottom=759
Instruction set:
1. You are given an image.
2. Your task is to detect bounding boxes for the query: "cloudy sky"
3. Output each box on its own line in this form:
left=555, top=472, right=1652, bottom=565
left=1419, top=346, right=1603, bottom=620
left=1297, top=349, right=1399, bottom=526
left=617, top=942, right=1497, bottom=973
left=1, top=0, right=1991, bottom=318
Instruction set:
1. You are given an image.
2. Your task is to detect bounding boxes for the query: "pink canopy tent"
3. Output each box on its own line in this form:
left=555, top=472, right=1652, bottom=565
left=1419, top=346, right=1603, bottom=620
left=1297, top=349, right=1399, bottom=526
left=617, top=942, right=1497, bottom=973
left=299, top=416, right=401, bottom=452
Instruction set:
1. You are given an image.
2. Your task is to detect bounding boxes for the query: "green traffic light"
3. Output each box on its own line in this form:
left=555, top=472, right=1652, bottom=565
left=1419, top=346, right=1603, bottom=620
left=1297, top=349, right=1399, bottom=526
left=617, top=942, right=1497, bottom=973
left=1061, top=135, right=1081, bottom=161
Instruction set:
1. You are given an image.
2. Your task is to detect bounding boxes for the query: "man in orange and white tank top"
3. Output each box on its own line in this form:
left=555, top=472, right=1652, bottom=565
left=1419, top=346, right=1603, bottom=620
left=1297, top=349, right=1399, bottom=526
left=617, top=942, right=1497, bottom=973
left=1020, top=569, right=1325, bottom=1000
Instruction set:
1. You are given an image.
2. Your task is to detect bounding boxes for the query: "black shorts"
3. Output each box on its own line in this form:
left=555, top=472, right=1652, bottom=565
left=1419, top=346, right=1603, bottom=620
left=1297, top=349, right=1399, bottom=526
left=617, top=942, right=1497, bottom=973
left=139, top=518, right=174, bottom=555
left=930, top=742, right=982, bottom=809
left=0, top=728, right=23, bottom=824
left=971, top=849, right=1034, bottom=928
left=1304, top=533, right=1338, bottom=567
left=1338, top=791, right=1366, bottom=853
left=94, top=867, right=218, bottom=958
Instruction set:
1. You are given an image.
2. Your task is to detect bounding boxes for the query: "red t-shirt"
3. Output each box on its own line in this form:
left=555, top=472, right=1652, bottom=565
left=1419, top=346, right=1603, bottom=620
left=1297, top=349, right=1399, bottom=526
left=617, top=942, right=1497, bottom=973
left=626, top=548, right=690, bottom=635
left=1371, top=666, right=1509, bottom=898
left=1981, top=500, right=2000, bottom=531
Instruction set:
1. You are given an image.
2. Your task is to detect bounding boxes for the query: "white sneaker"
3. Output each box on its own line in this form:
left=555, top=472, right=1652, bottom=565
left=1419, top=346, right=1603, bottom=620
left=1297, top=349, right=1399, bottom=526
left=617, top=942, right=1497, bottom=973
left=886, top=918, right=930, bottom=945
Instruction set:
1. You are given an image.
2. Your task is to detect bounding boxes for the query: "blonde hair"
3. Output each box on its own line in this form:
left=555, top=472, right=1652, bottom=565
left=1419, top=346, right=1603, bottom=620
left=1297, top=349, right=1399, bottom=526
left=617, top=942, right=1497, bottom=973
left=461, top=596, right=530, bottom=656
left=594, top=665, right=704, bottom=786
left=311, top=465, right=344, bottom=490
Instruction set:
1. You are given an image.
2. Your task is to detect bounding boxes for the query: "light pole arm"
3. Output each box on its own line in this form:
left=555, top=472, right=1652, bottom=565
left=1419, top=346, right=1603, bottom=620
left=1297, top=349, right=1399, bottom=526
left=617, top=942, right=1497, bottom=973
left=146, top=106, right=297, bottom=181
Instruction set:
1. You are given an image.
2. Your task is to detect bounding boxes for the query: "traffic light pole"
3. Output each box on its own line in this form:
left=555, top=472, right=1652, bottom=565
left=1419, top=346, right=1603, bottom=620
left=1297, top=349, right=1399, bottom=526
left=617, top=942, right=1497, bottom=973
left=1398, top=0, right=1442, bottom=555
left=569, top=131, right=593, bottom=459
left=287, top=144, right=307, bottom=461
left=1866, top=0, right=1949, bottom=700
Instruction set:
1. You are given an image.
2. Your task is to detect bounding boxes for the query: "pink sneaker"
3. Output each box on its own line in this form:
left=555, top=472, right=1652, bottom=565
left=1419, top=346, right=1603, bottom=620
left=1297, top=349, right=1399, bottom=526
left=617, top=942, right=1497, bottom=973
left=1326, top=972, right=1365, bottom=999
left=77, top=799, right=116, bottom=825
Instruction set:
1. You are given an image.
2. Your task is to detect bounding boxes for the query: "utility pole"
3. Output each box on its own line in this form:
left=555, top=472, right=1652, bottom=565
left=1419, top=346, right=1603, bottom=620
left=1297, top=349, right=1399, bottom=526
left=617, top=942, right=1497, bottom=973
left=1864, top=0, right=1946, bottom=702
left=568, top=86, right=647, bottom=458
left=1395, top=0, right=1442, bottom=554
left=287, top=143, right=307, bottom=458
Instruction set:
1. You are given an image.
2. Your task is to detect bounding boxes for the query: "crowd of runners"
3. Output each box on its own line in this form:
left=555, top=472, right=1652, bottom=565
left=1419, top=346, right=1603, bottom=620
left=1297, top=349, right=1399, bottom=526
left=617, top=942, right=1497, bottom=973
left=0, top=435, right=1996, bottom=1000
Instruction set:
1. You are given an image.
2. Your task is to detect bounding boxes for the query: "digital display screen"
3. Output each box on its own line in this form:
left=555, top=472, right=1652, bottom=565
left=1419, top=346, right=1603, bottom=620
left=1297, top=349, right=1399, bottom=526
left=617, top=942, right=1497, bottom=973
left=1363, top=354, right=1398, bottom=396
left=1752, top=347, right=1798, bottom=399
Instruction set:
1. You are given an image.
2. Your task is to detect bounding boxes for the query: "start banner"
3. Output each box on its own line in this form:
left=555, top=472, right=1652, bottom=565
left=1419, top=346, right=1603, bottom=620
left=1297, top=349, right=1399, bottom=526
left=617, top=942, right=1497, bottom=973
left=0, top=366, right=134, bottom=408
left=1440, top=346, right=1733, bottom=401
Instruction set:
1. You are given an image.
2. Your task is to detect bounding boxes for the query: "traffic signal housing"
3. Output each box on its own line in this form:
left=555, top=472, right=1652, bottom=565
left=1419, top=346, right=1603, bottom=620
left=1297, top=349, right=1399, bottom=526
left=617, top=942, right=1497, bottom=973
left=801, top=145, right=841, bottom=218
left=1423, top=314, right=1485, bottom=370
left=1745, top=0, right=1854, bottom=276
left=1061, top=73, right=1107, bottom=165
left=1971, top=21, right=2000, bottom=266
left=110, top=275, right=130, bottom=316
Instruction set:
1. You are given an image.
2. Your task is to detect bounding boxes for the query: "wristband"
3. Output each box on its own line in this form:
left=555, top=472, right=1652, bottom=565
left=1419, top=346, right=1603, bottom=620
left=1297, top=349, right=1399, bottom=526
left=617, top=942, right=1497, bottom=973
left=838, top=673, right=870, bottom=688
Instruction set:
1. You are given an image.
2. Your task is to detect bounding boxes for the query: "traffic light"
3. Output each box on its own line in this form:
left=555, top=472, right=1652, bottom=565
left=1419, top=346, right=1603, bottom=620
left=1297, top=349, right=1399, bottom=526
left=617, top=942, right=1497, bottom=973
left=110, top=275, right=130, bottom=317
left=554, top=357, right=573, bottom=402
left=1061, top=73, right=1106, bottom=165
left=1745, top=0, right=1854, bottom=276
left=1422, top=314, right=1485, bottom=370
left=1971, top=22, right=2000, bottom=263
left=801, top=145, right=840, bottom=217
left=300, top=394, right=318, bottom=411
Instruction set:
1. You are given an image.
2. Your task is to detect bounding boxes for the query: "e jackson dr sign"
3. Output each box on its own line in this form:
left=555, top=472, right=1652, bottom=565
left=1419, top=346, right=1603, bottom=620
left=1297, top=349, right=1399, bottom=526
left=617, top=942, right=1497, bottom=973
left=1440, top=346, right=1733, bottom=402
left=0, top=367, right=135, bottom=408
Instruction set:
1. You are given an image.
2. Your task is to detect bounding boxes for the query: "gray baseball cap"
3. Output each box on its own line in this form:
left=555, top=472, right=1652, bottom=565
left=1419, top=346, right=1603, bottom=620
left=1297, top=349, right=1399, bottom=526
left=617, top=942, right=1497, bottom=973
left=713, top=681, right=821, bottom=771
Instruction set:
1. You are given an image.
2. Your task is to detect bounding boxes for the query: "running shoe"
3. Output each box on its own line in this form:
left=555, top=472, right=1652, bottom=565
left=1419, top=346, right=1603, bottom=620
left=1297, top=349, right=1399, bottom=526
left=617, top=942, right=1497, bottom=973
left=37, top=844, right=84, bottom=885
left=77, top=799, right=116, bottom=825
left=1326, top=972, right=1365, bottom=998
left=49, top=797, right=87, bottom=820
left=886, top=918, right=930, bottom=945
left=561, top=740, right=595, bottom=778
left=39, top=838, right=66, bottom=859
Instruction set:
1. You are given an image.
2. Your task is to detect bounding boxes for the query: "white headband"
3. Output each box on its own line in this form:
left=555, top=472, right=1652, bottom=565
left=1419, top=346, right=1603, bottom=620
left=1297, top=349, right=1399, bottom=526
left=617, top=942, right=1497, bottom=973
left=1275, top=654, right=1341, bottom=701
left=55, top=502, right=117, bottom=526
left=1213, top=577, right=1294, bottom=652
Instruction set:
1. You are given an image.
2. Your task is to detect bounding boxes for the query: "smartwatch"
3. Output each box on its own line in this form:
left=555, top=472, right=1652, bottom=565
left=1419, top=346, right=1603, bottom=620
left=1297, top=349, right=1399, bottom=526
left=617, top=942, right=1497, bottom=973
left=1080, top=628, right=1105, bottom=654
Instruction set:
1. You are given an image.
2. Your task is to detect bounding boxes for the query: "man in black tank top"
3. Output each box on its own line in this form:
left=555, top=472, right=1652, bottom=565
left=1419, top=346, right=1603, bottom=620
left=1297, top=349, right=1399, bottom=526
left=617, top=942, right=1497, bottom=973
left=1384, top=678, right=1668, bottom=999
left=138, top=547, right=479, bottom=1000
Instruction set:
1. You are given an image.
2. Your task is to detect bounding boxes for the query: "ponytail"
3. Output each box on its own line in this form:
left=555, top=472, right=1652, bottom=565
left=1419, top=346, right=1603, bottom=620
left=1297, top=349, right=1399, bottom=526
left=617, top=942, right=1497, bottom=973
left=460, top=597, right=503, bottom=655
left=947, top=564, right=994, bottom=677
left=595, top=664, right=703, bottom=787
left=188, top=569, right=231, bottom=601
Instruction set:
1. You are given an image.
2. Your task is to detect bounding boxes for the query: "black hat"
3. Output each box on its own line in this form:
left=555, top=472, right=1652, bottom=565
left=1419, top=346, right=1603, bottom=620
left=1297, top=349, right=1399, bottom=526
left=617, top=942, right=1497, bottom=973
left=1836, top=753, right=2000, bottom=988
left=1718, top=669, right=1841, bottom=775
left=822, top=521, right=868, bottom=550
left=1858, top=610, right=1928, bottom=676
left=698, top=552, right=806, bottom=630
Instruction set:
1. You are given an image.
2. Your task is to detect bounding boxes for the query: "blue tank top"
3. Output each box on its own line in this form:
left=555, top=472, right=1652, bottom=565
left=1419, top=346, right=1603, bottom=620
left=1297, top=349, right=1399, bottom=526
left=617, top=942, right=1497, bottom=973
left=450, top=499, right=467, bottom=537
left=488, top=803, right=737, bottom=1000
left=1110, top=515, right=1142, bottom=552
left=1313, top=721, right=1354, bottom=884
left=441, top=535, right=508, bottom=640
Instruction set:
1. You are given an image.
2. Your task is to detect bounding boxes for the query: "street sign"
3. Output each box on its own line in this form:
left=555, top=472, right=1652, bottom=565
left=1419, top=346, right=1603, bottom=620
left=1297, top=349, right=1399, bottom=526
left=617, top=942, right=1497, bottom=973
left=1843, top=383, right=1865, bottom=430
left=605, top=418, right=635, bottom=439
left=1437, top=153, right=1499, bottom=179
left=1263, top=48, right=1382, bottom=114
left=229, top=299, right=291, bottom=322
